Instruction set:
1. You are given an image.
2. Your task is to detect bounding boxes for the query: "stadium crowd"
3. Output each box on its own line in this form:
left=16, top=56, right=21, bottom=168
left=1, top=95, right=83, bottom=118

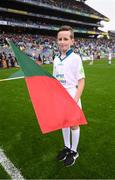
left=0, top=33, right=115, bottom=68
left=35, top=0, right=104, bottom=17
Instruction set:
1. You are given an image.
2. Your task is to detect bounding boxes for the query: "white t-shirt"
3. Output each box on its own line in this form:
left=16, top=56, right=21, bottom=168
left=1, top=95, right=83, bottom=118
left=53, top=50, right=85, bottom=89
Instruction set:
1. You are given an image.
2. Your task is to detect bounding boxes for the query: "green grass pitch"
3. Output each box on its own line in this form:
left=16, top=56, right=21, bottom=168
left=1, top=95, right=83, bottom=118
left=0, top=59, right=115, bottom=179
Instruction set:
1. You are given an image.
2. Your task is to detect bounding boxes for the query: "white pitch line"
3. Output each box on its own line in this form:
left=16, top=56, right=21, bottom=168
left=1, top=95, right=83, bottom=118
left=0, top=76, right=24, bottom=82
left=0, top=148, right=24, bottom=180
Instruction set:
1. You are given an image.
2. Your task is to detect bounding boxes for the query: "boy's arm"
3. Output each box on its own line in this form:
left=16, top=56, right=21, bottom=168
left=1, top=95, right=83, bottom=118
left=74, top=78, right=85, bottom=103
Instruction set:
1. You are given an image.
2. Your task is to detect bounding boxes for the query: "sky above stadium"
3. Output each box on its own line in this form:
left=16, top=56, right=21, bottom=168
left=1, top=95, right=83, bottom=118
left=86, top=0, right=115, bottom=32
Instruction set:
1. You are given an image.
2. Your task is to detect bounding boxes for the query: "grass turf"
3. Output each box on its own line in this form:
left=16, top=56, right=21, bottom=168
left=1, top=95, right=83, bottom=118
left=0, top=59, right=115, bottom=179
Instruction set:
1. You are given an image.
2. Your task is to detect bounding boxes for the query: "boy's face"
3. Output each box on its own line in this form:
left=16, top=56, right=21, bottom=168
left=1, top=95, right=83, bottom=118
left=57, top=31, right=74, bottom=54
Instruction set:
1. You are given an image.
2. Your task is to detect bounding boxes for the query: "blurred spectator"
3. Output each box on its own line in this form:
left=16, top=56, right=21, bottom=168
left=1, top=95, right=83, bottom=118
left=0, top=52, right=2, bottom=68
left=2, top=52, right=7, bottom=68
left=108, top=51, right=112, bottom=65
left=8, top=53, right=15, bottom=67
left=0, top=32, right=115, bottom=69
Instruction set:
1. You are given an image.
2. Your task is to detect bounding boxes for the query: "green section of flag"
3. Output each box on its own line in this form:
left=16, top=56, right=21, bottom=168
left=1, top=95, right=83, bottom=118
left=9, top=69, right=24, bottom=78
left=9, top=41, right=54, bottom=78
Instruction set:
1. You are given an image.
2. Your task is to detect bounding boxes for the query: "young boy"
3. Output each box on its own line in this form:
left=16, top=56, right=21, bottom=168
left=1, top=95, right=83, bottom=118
left=53, top=26, right=85, bottom=167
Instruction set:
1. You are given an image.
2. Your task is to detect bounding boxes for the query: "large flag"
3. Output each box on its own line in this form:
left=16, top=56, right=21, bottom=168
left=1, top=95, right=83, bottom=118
left=9, top=40, right=87, bottom=134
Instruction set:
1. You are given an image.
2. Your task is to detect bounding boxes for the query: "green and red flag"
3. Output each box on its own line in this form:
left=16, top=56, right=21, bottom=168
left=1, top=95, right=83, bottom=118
left=9, top=40, right=87, bottom=134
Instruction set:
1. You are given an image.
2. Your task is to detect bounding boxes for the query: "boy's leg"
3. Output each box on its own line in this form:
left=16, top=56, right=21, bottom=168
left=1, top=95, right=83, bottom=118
left=63, top=126, right=80, bottom=166
left=71, top=126, right=80, bottom=152
left=57, top=128, right=70, bottom=161
left=62, top=127, right=70, bottom=149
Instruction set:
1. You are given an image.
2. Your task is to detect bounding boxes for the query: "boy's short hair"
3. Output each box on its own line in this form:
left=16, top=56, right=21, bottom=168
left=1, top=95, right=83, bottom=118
left=57, top=25, right=74, bottom=39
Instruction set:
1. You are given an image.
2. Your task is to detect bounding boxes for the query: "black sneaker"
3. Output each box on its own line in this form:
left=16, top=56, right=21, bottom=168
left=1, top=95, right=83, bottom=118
left=57, top=146, right=71, bottom=161
left=64, top=150, right=79, bottom=167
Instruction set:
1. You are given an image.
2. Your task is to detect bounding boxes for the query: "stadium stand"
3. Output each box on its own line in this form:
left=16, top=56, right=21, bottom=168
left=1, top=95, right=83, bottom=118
left=0, top=0, right=115, bottom=68
left=0, top=0, right=109, bottom=37
left=108, top=31, right=115, bottom=40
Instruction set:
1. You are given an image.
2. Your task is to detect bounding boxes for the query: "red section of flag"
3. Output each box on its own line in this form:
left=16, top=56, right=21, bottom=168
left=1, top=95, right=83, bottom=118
left=25, top=76, right=87, bottom=134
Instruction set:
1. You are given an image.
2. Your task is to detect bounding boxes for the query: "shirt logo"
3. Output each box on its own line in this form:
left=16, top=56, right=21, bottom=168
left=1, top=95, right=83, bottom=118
left=56, top=74, right=66, bottom=84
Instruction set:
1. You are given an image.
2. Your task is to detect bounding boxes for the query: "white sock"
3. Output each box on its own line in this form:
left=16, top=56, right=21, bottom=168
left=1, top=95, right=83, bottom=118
left=71, top=127, right=80, bottom=152
left=62, top=128, right=70, bottom=149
